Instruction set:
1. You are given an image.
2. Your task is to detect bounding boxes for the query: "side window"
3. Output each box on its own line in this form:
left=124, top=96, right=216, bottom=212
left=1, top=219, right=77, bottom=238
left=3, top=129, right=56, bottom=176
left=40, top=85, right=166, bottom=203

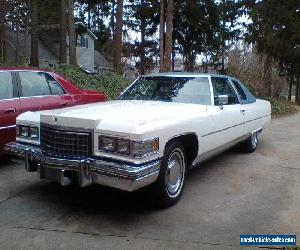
left=0, top=72, right=13, bottom=100
left=232, top=80, right=247, bottom=101
left=211, top=77, right=239, bottom=105
left=19, top=72, right=51, bottom=97
left=45, top=74, right=65, bottom=95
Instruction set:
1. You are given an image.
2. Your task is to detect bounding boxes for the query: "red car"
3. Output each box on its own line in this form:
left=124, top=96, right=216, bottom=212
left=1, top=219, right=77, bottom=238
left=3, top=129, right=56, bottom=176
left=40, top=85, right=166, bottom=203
left=0, top=68, right=106, bottom=153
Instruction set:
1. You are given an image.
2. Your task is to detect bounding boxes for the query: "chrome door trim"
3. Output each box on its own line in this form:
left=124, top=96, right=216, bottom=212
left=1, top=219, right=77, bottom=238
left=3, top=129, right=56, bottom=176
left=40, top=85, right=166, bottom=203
left=0, top=125, right=16, bottom=130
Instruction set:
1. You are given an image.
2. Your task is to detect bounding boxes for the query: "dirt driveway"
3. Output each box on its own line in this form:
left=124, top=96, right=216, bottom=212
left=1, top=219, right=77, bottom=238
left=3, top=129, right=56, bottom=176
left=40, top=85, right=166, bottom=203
left=0, top=113, right=299, bottom=249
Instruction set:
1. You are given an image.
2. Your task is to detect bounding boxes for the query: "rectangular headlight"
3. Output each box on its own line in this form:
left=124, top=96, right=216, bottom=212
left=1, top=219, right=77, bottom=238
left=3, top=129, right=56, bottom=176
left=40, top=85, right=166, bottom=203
left=19, top=126, right=29, bottom=137
left=16, top=125, right=39, bottom=140
left=98, top=136, right=159, bottom=158
left=29, top=127, right=39, bottom=140
left=100, top=136, right=115, bottom=152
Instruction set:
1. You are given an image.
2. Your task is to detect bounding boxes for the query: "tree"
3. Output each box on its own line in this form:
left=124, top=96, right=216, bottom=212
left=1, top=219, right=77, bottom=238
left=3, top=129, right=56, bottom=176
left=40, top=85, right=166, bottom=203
left=60, top=0, right=67, bottom=64
left=113, top=0, right=124, bottom=74
left=159, top=0, right=165, bottom=72
left=30, top=0, right=39, bottom=66
left=126, top=0, right=159, bottom=74
left=159, top=0, right=174, bottom=72
left=245, top=0, right=300, bottom=98
left=67, top=0, right=76, bottom=65
left=0, top=0, right=6, bottom=63
left=164, top=0, right=174, bottom=71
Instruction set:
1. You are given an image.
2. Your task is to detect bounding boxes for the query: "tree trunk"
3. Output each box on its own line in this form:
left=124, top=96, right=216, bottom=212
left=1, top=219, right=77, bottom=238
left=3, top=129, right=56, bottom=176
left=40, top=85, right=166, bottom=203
left=288, top=70, right=294, bottom=101
left=296, top=71, right=300, bottom=104
left=163, top=0, right=174, bottom=72
left=159, top=0, right=165, bottom=72
left=111, top=0, right=115, bottom=39
left=60, top=0, right=67, bottom=64
left=113, top=0, right=123, bottom=75
left=30, top=0, right=39, bottom=67
left=140, top=0, right=146, bottom=75
left=67, top=0, right=76, bottom=65
left=0, top=0, right=6, bottom=64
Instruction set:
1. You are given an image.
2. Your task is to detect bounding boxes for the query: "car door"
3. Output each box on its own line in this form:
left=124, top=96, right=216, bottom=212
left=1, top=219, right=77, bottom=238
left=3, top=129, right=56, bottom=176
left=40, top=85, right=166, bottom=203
left=205, top=77, right=244, bottom=150
left=230, top=79, right=258, bottom=133
left=17, top=71, right=73, bottom=113
left=0, top=71, right=21, bottom=151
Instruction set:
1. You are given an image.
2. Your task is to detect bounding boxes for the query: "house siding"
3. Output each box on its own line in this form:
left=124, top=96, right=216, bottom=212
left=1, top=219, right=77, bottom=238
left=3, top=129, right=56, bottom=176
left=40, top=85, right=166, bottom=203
left=76, top=34, right=95, bottom=72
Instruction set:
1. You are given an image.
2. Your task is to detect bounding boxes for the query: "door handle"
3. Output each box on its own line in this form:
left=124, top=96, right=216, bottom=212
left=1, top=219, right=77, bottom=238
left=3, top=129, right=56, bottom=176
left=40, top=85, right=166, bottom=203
left=4, top=108, right=16, bottom=113
left=241, top=109, right=246, bottom=114
left=59, top=102, right=67, bottom=107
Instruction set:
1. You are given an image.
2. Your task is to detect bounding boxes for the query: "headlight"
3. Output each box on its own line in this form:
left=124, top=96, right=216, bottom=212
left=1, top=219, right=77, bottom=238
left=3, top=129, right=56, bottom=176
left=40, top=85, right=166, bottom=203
left=98, top=136, right=159, bottom=158
left=16, top=125, right=39, bottom=140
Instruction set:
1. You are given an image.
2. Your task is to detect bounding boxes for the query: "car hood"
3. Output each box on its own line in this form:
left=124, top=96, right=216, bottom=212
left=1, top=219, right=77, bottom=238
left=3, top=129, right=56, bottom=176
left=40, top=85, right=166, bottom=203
left=19, top=100, right=208, bottom=135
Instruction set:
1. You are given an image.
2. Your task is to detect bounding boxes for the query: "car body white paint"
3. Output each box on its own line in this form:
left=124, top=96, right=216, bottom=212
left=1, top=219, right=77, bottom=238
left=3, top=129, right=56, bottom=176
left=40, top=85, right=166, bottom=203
left=16, top=95, right=271, bottom=166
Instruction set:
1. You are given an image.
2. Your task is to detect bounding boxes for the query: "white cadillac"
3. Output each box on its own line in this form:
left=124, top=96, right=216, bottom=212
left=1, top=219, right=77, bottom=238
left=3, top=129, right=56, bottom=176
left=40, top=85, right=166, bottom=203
left=5, top=73, right=271, bottom=207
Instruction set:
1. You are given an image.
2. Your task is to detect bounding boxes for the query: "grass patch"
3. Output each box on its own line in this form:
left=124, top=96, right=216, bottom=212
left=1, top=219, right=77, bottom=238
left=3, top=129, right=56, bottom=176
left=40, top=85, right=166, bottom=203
left=52, top=65, right=131, bottom=100
left=268, top=98, right=298, bottom=117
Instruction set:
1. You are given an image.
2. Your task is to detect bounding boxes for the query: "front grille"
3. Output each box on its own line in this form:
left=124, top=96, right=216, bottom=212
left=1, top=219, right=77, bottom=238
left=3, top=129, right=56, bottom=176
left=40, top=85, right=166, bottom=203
left=40, top=124, right=92, bottom=158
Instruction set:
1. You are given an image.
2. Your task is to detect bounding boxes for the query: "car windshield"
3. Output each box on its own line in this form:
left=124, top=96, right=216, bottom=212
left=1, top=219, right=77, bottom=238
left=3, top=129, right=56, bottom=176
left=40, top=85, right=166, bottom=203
left=120, top=76, right=212, bottom=105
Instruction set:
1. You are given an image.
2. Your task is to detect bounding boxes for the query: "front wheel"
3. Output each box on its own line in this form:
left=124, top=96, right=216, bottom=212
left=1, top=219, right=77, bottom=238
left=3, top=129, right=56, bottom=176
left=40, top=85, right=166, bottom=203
left=152, top=141, right=186, bottom=208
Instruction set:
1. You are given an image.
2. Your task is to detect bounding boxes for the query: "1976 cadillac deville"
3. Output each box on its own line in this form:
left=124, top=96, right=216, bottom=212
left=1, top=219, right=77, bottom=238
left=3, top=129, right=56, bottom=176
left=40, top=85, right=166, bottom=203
left=5, top=73, right=271, bottom=207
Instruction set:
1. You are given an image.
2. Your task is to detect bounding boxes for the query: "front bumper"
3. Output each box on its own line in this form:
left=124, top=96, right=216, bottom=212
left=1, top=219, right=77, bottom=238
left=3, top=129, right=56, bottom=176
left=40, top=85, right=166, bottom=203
left=4, top=142, right=161, bottom=192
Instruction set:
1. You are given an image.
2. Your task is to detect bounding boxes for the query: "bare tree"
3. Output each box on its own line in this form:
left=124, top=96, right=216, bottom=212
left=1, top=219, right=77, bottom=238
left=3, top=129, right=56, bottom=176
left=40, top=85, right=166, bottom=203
left=113, top=0, right=123, bottom=74
left=60, top=0, right=67, bottom=64
left=30, top=0, right=39, bottom=66
left=67, top=0, right=76, bottom=65
left=164, top=0, right=174, bottom=72
left=159, top=0, right=165, bottom=72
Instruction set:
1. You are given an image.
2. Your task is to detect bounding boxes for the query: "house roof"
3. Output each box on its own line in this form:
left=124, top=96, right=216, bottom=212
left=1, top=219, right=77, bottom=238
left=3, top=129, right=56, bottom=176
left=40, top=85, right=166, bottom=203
left=75, top=22, right=98, bottom=40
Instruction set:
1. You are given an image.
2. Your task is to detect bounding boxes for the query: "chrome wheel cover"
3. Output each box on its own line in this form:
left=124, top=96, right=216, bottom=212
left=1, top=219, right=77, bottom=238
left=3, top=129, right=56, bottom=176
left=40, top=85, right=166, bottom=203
left=251, top=131, right=258, bottom=148
left=165, top=149, right=185, bottom=198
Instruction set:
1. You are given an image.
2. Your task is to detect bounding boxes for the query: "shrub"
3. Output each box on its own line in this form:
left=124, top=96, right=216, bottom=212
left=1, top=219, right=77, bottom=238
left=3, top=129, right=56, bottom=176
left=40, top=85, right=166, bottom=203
left=267, top=98, right=298, bottom=117
left=51, top=65, right=131, bottom=100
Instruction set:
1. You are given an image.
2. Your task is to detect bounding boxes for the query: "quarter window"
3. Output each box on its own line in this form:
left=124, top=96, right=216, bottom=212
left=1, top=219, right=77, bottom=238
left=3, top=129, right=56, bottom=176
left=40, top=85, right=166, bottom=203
left=211, top=77, right=239, bottom=105
left=232, top=80, right=247, bottom=101
left=0, top=72, right=14, bottom=100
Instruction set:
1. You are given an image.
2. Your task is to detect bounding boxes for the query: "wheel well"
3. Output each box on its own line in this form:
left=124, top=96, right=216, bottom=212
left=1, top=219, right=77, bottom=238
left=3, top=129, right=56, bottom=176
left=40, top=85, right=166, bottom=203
left=165, top=134, right=199, bottom=167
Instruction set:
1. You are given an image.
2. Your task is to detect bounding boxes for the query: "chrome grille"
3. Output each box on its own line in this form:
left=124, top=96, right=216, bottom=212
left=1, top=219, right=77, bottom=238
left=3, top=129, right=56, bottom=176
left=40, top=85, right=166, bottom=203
left=40, top=124, right=92, bottom=158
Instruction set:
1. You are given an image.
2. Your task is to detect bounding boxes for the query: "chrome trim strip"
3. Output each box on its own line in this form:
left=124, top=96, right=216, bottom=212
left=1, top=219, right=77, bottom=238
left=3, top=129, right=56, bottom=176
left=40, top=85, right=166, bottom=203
left=0, top=125, right=16, bottom=130
left=202, top=114, right=270, bottom=137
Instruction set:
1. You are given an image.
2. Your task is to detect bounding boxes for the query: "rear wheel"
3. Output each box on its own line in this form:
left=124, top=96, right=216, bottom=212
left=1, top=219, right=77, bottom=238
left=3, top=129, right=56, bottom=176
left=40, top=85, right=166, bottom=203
left=152, top=141, right=186, bottom=208
left=239, top=131, right=259, bottom=153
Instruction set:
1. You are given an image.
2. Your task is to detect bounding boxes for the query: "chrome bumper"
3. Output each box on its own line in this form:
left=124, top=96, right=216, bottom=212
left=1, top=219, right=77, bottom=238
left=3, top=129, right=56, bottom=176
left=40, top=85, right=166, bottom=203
left=4, top=142, right=161, bottom=192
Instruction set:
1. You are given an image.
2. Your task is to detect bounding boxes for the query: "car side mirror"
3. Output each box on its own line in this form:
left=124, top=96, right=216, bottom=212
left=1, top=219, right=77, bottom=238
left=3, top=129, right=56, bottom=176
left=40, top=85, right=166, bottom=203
left=218, top=95, right=229, bottom=106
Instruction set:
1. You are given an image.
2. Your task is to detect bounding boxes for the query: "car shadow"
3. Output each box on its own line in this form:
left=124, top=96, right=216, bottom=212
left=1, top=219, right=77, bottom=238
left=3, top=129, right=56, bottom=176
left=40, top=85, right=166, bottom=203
left=22, top=150, right=239, bottom=215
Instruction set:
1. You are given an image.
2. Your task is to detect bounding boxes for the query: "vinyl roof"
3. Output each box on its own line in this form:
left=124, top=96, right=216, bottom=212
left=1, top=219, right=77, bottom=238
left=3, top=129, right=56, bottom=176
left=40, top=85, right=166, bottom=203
left=142, top=72, right=232, bottom=78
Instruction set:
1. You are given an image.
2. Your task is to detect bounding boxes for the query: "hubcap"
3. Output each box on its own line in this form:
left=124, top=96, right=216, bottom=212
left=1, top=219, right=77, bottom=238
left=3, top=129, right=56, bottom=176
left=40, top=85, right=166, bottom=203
left=166, top=150, right=185, bottom=197
left=251, top=132, right=258, bottom=148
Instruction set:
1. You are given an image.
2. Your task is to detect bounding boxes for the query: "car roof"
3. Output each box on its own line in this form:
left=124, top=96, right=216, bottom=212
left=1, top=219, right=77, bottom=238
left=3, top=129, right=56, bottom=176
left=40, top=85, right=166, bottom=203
left=142, top=72, right=232, bottom=78
left=0, top=67, right=54, bottom=73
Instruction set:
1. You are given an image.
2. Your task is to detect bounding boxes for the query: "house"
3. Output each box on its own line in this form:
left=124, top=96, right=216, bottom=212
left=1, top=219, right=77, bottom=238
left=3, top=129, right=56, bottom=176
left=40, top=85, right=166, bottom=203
left=3, top=22, right=113, bottom=73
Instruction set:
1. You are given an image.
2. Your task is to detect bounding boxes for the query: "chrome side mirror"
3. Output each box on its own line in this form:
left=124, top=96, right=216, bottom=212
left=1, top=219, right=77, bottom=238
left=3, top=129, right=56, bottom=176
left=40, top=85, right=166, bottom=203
left=218, top=95, right=229, bottom=106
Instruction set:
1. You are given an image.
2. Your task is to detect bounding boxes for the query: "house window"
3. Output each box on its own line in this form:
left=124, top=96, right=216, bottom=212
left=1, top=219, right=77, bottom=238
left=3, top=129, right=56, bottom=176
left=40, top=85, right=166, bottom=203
left=79, top=35, right=88, bottom=48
